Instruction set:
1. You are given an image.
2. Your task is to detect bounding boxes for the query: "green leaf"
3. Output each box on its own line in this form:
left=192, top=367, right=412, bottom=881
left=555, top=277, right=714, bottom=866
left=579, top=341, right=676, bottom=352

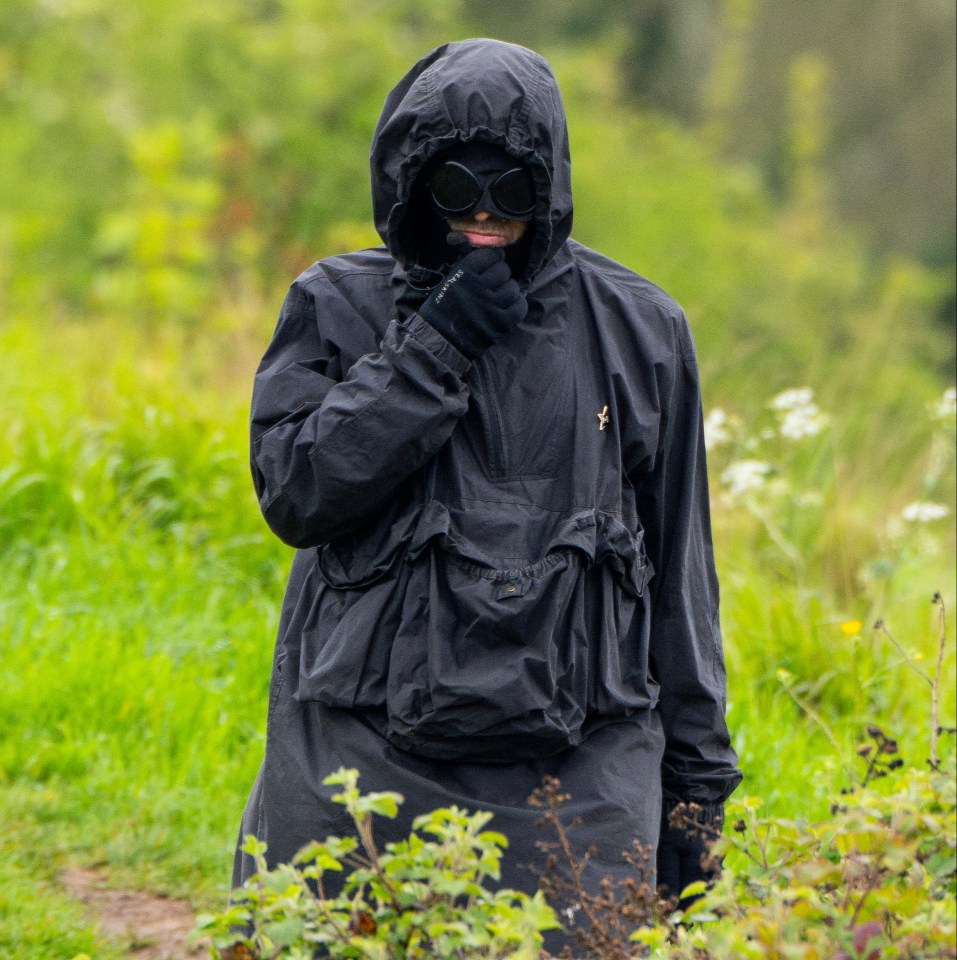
left=261, top=867, right=299, bottom=894
left=263, top=916, right=304, bottom=949
left=680, top=879, right=708, bottom=898
left=240, top=834, right=268, bottom=858
left=478, top=829, right=509, bottom=848
left=322, top=767, right=360, bottom=788
left=358, top=790, right=404, bottom=819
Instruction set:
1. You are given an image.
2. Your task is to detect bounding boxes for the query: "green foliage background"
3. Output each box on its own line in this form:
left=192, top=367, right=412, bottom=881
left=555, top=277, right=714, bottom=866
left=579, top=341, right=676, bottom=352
left=0, top=2, right=954, bottom=957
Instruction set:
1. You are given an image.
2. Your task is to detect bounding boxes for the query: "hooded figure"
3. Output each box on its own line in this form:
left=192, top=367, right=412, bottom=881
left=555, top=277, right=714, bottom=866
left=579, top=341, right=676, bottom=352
left=234, top=38, right=741, bottom=942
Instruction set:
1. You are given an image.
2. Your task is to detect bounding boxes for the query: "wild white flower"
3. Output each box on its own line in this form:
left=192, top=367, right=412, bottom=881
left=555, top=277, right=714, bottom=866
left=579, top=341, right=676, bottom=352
left=778, top=403, right=828, bottom=440
left=703, top=408, right=731, bottom=449
left=934, top=387, right=956, bottom=422
left=721, top=460, right=771, bottom=498
left=770, top=387, right=815, bottom=411
left=884, top=516, right=907, bottom=543
left=769, top=387, right=828, bottom=440
left=901, top=501, right=950, bottom=523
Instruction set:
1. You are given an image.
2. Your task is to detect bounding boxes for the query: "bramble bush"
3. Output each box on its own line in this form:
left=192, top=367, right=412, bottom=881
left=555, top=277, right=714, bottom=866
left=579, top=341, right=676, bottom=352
left=631, top=605, right=956, bottom=960
left=196, top=768, right=559, bottom=959
left=642, top=764, right=956, bottom=960
left=198, top=746, right=955, bottom=959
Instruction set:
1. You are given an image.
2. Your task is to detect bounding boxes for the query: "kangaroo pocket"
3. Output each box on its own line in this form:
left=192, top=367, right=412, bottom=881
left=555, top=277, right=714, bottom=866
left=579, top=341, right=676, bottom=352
left=385, top=505, right=653, bottom=761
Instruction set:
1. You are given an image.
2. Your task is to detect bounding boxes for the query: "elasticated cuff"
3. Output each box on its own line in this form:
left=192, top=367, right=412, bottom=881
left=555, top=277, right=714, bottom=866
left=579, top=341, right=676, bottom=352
left=403, top=313, right=473, bottom=377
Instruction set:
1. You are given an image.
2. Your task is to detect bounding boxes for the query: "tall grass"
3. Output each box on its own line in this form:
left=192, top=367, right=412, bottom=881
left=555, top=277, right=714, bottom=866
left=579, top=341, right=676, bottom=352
left=0, top=319, right=288, bottom=957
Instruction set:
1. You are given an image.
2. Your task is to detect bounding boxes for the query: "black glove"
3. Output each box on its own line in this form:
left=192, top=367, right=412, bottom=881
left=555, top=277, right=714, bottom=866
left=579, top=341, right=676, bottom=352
left=656, top=802, right=724, bottom=904
left=416, top=248, right=527, bottom=359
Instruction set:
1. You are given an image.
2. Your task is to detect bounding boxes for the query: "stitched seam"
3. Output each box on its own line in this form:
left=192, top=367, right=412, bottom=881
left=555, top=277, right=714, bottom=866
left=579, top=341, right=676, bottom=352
left=303, top=268, right=393, bottom=290
left=573, top=253, right=679, bottom=310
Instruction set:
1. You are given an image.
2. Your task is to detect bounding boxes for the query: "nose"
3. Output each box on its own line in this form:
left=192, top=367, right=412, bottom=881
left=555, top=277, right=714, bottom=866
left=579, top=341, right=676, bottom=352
left=473, top=209, right=493, bottom=221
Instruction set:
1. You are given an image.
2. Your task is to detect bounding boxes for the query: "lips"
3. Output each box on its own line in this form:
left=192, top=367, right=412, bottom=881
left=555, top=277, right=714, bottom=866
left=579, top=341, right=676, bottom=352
left=460, top=230, right=508, bottom=247
left=447, top=215, right=526, bottom=248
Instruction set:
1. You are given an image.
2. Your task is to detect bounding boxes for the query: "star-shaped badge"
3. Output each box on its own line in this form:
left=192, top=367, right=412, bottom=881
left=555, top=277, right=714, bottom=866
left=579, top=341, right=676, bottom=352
left=597, top=404, right=610, bottom=431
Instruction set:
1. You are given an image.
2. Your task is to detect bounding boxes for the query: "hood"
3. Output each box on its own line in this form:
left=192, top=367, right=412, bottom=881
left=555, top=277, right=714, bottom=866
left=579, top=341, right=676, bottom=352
left=370, top=39, right=573, bottom=285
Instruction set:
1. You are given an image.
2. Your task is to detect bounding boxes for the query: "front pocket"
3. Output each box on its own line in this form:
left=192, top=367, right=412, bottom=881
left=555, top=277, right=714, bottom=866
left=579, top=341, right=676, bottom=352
left=385, top=514, right=652, bottom=761
left=294, top=500, right=417, bottom=707
left=294, top=572, right=405, bottom=707
left=386, top=547, right=586, bottom=759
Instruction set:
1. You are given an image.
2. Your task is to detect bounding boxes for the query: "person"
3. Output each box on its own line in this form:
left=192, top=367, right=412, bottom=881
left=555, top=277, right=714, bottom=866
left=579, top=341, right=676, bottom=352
left=233, top=37, right=742, bottom=940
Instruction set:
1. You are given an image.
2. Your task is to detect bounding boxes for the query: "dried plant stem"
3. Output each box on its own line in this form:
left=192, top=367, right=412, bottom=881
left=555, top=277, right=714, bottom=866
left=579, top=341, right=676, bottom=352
left=874, top=620, right=932, bottom=688
left=748, top=502, right=804, bottom=569
left=550, top=808, right=603, bottom=933
left=779, top=674, right=856, bottom=781
left=930, top=592, right=947, bottom=771
left=847, top=862, right=882, bottom=927
left=876, top=595, right=950, bottom=772
left=354, top=813, right=403, bottom=914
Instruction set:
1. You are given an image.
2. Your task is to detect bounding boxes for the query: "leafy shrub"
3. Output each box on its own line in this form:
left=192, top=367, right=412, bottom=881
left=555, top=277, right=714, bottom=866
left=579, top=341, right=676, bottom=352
left=634, top=763, right=956, bottom=959
left=199, top=748, right=955, bottom=960
left=196, top=768, right=558, bottom=959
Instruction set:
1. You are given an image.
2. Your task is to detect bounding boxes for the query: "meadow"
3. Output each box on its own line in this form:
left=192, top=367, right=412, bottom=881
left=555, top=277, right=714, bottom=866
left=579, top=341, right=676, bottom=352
left=1, top=5, right=954, bottom=958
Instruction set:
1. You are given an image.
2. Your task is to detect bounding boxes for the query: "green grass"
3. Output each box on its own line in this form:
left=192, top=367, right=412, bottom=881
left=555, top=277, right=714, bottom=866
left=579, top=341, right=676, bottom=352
left=0, top=320, right=290, bottom=955
left=0, top=841, right=126, bottom=960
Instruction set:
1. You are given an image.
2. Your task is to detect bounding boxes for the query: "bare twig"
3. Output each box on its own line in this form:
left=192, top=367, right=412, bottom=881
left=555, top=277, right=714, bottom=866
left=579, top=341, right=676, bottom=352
left=530, top=777, right=664, bottom=959
left=847, top=860, right=883, bottom=927
left=930, top=592, right=947, bottom=771
left=351, top=812, right=403, bottom=915
left=872, top=619, right=932, bottom=688
left=778, top=671, right=857, bottom=781
left=856, top=725, right=904, bottom=786
left=875, top=596, right=951, bottom=772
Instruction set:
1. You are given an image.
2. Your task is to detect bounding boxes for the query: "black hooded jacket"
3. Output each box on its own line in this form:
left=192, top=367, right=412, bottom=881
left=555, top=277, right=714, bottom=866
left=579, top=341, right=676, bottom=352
left=250, top=39, right=740, bottom=808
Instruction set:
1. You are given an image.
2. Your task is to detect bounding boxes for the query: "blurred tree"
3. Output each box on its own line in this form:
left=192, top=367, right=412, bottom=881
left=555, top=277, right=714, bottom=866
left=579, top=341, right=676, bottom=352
left=463, top=0, right=956, bottom=279
left=720, top=0, right=956, bottom=270
left=1, top=0, right=951, bottom=390
left=463, top=0, right=632, bottom=46
left=0, top=0, right=458, bottom=320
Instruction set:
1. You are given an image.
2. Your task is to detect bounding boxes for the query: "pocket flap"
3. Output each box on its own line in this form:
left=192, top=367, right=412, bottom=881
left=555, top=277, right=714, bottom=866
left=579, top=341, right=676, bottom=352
left=317, top=499, right=420, bottom=588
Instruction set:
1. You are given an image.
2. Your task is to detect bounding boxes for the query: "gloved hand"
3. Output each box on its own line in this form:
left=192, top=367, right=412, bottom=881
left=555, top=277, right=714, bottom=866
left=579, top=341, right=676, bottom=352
left=656, top=802, right=724, bottom=904
left=416, top=247, right=527, bottom=359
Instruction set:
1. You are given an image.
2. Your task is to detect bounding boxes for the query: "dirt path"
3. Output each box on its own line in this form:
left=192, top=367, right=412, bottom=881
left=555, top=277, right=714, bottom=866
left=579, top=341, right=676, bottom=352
left=62, top=866, right=210, bottom=960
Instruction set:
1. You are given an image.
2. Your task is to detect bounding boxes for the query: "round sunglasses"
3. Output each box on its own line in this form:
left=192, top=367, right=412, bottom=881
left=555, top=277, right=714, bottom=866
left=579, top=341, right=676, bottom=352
left=429, top=161, right=536, bottom=219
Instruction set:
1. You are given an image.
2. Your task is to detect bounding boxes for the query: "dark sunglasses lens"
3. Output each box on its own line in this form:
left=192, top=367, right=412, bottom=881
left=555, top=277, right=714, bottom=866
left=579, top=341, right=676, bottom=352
left=430, top=163, right=481, bottom=213
left=491, top=168, right=535, bottom=216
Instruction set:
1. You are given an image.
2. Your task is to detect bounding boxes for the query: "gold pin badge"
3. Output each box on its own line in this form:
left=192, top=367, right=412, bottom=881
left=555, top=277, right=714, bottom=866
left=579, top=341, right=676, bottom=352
left=597, top=404, right=610, bottom=431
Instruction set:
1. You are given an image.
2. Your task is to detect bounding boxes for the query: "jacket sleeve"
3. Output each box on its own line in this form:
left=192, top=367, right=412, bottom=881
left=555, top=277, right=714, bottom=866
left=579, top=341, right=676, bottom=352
left=634, top=311, right=742, bottom=808
left=250, top=276, right=472, bottom=548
